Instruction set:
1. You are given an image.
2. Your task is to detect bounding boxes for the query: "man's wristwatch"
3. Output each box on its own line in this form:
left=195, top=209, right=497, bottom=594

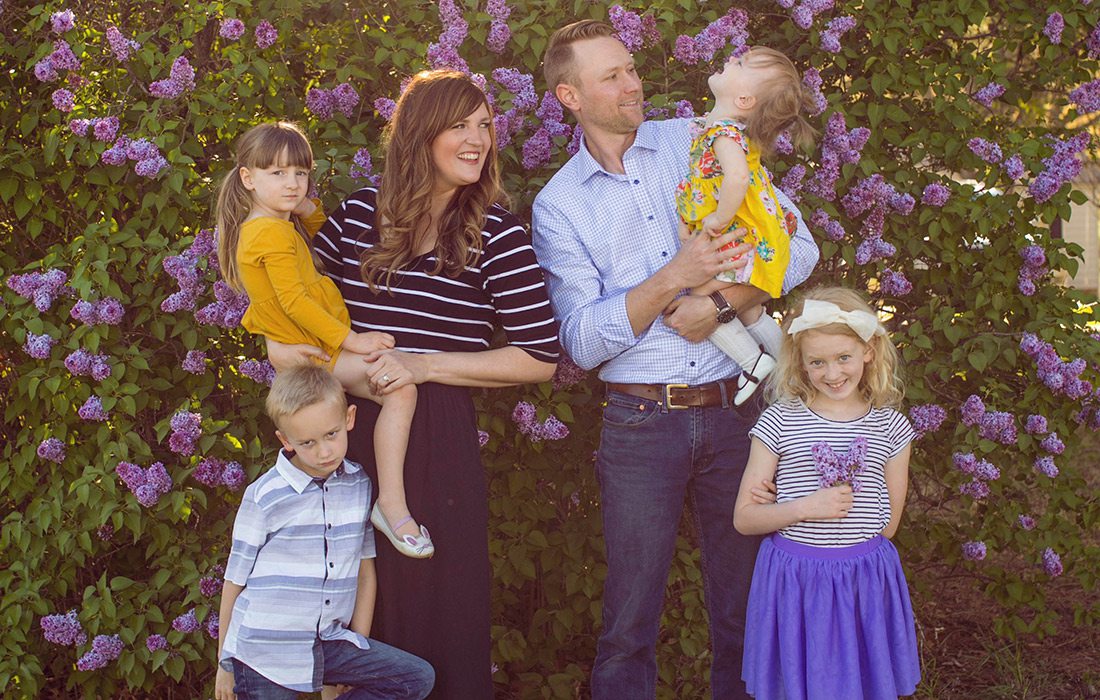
left=709, top=291, right=738, bottom=324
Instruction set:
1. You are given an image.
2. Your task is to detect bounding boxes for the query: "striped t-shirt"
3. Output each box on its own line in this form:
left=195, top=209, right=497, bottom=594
left=749, top=400, right=915, bottom=547
left=313, top=187, right=560, bottom=362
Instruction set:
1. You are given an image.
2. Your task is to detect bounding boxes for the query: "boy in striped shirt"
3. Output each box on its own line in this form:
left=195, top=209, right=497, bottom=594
left=214, top=365, right=434, bottom=700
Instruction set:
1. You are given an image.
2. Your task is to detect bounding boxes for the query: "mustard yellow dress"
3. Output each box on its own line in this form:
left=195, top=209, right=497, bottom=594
left=237, top=201, right=348, bottom=366
left=675, top=118, right=795, bottom=298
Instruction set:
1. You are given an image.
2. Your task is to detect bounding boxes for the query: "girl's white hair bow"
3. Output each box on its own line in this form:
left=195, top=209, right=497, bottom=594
left=787, top=299, right=885, bottom=342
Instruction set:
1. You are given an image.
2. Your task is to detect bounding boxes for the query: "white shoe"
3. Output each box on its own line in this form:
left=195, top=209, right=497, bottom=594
left=370, top=504, right=434, bottom=559
left=735, top=352, right=776, bottom=406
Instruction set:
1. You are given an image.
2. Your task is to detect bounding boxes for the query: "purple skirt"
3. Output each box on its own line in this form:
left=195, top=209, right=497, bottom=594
left=742, top=533, right=920, bottom=700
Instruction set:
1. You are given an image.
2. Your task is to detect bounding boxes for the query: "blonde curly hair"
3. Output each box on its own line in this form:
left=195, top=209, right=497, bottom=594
left=766, top=286, right=905, bottom=409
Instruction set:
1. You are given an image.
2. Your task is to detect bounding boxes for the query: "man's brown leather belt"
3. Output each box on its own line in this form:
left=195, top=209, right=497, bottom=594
left=606, top=379, right=741, bottom=409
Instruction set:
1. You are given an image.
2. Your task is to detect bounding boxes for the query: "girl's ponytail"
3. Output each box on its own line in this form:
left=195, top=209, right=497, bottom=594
left=215, top=167, right=252, bottom=292
left=787, top=107, right=817, bottom=152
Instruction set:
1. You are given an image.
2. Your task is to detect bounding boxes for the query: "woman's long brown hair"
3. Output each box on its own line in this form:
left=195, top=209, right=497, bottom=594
left=362, top=70, right=506, bottom=291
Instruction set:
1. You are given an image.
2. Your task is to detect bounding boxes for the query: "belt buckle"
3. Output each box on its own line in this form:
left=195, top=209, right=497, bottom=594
left=663, top=383, right=689, bottom=409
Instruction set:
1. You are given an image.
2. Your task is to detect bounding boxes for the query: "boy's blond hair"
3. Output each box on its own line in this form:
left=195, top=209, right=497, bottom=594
left=265, top=364, right=347, bottom=429
left=766, top=286, right=905, bottom=409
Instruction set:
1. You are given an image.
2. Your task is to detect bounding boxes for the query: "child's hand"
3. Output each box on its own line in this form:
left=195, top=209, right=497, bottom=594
left=748, top=479, right=778, bottom=505
left=700, top=213, right=734, bottom=238
left=800, top=484, right=854, bottom=520
left=343, top=331, right=396, bottom=355
left=292, top=197, right=317, bottom=218
left=214, top=666, right=235, bottom=700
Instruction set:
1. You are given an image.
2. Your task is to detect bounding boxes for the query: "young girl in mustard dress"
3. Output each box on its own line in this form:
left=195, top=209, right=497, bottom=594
left=676, top=47, right=816, bottom=405
left=215, top=122, right=434, bottom=560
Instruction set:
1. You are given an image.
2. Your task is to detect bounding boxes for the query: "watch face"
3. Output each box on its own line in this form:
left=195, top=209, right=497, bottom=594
left=716, top=308, right=738, bottom=324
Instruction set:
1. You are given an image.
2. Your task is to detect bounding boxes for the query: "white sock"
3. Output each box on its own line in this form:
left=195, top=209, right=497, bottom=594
left=746, top=312, right=783, bottom=357
left=708, top=319, right=763, bottom=368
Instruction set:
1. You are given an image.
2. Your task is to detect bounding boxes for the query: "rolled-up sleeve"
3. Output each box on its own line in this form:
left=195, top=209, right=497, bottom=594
left=532, top=197, right=640, bottom=370
left=775, top=187, right=819, bottom=295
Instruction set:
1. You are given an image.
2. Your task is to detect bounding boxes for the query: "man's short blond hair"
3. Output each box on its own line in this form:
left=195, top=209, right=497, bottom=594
left=265, top=364, right=347, bottom=429
left=543, top=20, right=618, bottom=93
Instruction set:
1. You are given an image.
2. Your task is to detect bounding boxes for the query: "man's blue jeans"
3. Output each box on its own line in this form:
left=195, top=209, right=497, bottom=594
left=231, top=639, right=434, bottom=699
left=590, top=389, right=762, bottom=700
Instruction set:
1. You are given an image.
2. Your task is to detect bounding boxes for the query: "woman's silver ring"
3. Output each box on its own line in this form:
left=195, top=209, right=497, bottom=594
left=382, top=374, right=391, bottom=383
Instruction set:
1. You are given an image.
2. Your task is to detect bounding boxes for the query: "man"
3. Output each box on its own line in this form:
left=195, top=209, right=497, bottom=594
left=531, top=21, right=819, bottom=700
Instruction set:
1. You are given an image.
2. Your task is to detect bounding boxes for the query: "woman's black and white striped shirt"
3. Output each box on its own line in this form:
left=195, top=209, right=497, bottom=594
left=313, top=187, right=559, bottom=362
left=749, top=400, right=915, bottom=547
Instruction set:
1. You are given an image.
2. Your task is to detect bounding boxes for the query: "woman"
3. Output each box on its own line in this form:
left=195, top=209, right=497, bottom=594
left=269, top=70, right=559, bottom=698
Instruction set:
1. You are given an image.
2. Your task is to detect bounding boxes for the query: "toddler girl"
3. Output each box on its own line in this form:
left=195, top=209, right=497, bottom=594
left=733, top=286, right=920, bottom=699
left=216, top=121, right=433, bottom=559
left=676, top=47, right=816, bottom=405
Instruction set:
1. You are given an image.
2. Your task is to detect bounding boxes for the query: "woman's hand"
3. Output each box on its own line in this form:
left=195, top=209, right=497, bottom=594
left=799, top=485, right=854, bottom=520
left=364, top=350, right=431, bottom=394
left=265, top=338, right=330, bottom=372
left=214, top=667, right=235, bottom=700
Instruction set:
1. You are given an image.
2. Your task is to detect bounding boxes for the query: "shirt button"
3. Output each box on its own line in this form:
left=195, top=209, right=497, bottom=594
left=327, top=523, right=332, bottom=529
left=325, top=599, right=331, bottom=605
left=661, top=251, right=668, bottom=257
left=329, top=562, right=334, bottom=568
left=647, top=215, right=654, bottom=221
left=689, top=361, right=696, bottom=367
left=633, top=179, right=640, bottom=184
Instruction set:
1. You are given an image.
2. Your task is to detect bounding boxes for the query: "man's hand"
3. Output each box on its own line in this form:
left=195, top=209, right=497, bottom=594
left=214, top=667, right=235, bottom=700
left=662, top=228, right=747, bottom=290
left=663, top=294, right=720, bottom=342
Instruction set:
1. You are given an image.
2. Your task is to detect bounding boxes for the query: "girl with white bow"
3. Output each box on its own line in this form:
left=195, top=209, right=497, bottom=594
left=732, top=286, right=921, bottom=700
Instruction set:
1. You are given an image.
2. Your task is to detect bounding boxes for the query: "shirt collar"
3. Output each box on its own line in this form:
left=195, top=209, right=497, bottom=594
left=274, top=450, right=358, bottom=494
left=575, top=121, right=658, bottom=182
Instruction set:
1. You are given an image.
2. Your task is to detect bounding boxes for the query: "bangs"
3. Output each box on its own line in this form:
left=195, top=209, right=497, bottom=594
left=244, top=126, right=313, bottom=169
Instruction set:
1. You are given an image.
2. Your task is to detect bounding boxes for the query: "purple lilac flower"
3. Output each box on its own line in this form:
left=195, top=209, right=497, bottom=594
left=149, top=56, right=195, bottom=99
left=7, top=268, right=68, bottom=312
left=219, top=18, right=245, bottom=41
left=909, top=404, right=946, bottom=437
left=962, top=540, right=987, bottom=561
left=921, top=182, right=950, bottom=207
left=206, top=612, right=220, bottom=639
left=255, top=20, right=278, bottom=49
left=1029, top=132, right=1090, bottom=203
left=41, top=611, right=86, bottom=646
left=1041, top=547, right=1063, bottom=577
left=972, top=82, right=1005, bottom=108
left=332, top=83, right=359, bottom=117
left=76, top=650, right=107, bottom=671
left=780, top=165, right=807, bottom=200
left=101, top=142, right=128, bottom=166
left=521, top=127, right=553, bottom=170
left=51, top=10, right=75, bottom=33
left=195, top=280, right=249, bottom=328
left=172, top=608, right=199, bottom=633
left=879, top=268, right=912, bottom=296
left=959, top=479, right=990, bottom=499
left=791, top=5, right=813, bottom=29
left=146, top=634, right=168, bottom=652
left=486, top=20, right=511, bottom=53
left=672, top=8, right=749, bottom=64
left=105, top=26, right=139, bottom=61
left=239, top=358, right=276, bottom=385
left=1017, top=514, right=1036, bottom=530
left=52, top=88, right=74, bottom=112
left=552, top=356, right=587, bottom=389
left=1034, top=455, right=1059, bottom=478
left=960, top=395, right=985, bottom=426
left=1040, top=432, right=1065, bottom=454
left=374, top=97, right=396, bottom=121
left=978, top=411, right=1017, bottom=445
left=181, top=350, right=207, bottom=374
left=427, top=0, right=469, bottom=72
left=1043, top=12, right=1064, bottom=44
left=199, top=576, right=221, bottom=597
left=967, top=137, right=1002, bottom=164
left=802, top=67, right=827, bottom=117
left=974, top=459, right=1000, bottom=481
left=492, top=68, right=536, bottom=112
left=94, top=297, right=124, bottom=324
left=69, top=118, right=90, bottom=135
left=819, top=15, right=856, bottom=53
left=222, top=462, right=245, bottom=490
left=78, top=396, right=108, bottom=422
left=37, top=437, right=67, bottom=463
left=512, top=401, right=537, bottom=426
left=1003, top=155, right=1026, bottom=181
left=1025, top=414, right=1048, bottom=434
left=608, top=5, right=656, bottom=52
left=92, top=634, right=124, bottom=660
left=97, top=523, right=114, bottom=540
left=805, top=113, right=867, bottom=202
left=135, top=155, right=169, bottom=178
left=1089, top=23, right=1100, bottom=59
left=23, top=332, right=56, bottom=360
left=92, top=116, right=120, bottom=142
left=811, top=437, right=867, bottom=492
left=1069, top=79, right=1100, bottom=114
left=192, top=457, right=225, bottom=487
left=477, top=430, right=490, bottom=447
left=168, top=410, right=202, bottom=456
left=953, top=452, right=978, bottom=475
